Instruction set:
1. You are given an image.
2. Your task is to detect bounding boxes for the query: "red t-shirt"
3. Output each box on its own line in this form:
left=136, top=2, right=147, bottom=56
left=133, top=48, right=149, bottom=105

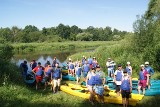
left=33, top=66, right=45, bottom=72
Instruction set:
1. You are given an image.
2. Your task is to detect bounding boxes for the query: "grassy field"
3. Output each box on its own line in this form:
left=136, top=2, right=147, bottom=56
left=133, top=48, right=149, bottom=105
left=1, top=40, right=160, bottom=107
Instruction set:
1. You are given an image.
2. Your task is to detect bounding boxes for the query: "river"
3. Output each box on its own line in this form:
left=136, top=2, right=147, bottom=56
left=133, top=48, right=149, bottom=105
left=11, top=48, right=95, bottom=71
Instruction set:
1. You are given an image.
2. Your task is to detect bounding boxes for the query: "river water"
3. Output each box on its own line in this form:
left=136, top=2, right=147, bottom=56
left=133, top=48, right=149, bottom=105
left=12, top=48, right=95, bottom=71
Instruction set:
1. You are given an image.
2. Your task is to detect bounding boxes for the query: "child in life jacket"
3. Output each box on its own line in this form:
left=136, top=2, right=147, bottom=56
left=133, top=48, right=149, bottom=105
left=120, top=70, right=132, bottom=107
left=138, top=64, right=149, bottom=95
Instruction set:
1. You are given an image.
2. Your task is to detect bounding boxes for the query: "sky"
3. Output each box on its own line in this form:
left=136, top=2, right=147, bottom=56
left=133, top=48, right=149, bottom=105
left=0, top=0, right=149, bottom=32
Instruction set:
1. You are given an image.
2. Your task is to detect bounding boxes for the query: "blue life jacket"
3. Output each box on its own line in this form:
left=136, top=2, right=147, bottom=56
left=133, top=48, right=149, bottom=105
left=36, top=67, right=43, bottom=76
left=53, top=68, right=61, bottom=78
left=32, top=62, right=37, bottom=70
left=92, top=62, right=97, bottom=68
left=121, top=77, right=130, bottom=91
left=88, top=74, right=102, bottom=86
left=116, top=71, right=122, bottom=81
left=145, top=66, right=154, bottom=75
left=83, top=64, right=90, bottom=72
left=76, top=67, right=82, bottom=75
left=126, top=67, right=131, bottom=75
left=88, top=58, right=93, bottom=64
left=46, top=68, right=52, bottom=76
left=82, top=59, right=85, bottom=65
left=139, top=71, right=145, bottom=80
left=69, top=64, right=74, bottom=69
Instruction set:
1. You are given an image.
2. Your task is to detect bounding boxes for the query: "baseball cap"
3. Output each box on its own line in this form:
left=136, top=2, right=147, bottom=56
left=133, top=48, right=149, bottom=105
left=145, top=62, right=149, bottom=65
left=118, top=64, right=122, bottom=67
left=140, top=64, right=144, bottom=67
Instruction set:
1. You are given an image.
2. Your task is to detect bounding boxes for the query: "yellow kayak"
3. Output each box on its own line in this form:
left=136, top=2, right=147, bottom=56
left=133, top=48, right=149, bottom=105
left=68, top=83, right=143, bottom=101
left=61, top=83, right=140, bottom=106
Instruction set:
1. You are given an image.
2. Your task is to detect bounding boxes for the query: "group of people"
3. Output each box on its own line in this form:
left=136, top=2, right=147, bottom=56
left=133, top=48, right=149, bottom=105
left=106, top=58, right=154, bottom=107
left=20, top=56, right=155, bottom=107
left=20, top=57, right=62, bottom=94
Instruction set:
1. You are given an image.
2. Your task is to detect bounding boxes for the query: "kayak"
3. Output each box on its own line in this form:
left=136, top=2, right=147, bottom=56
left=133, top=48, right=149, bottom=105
left=61, top=83, right=139, bottom=106
left=62, top=74, right=76, bottom=81
left=23, top=72, right=36, bottom=84
left=132, top=89, right=160, bottom=96
left=68, top=83, right=144, bottom=101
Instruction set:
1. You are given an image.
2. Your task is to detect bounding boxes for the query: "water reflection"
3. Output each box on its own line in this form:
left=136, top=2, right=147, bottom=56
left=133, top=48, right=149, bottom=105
left=12, top=48, right=95, bottom=71
left=12, top=51, right=74, bottom=71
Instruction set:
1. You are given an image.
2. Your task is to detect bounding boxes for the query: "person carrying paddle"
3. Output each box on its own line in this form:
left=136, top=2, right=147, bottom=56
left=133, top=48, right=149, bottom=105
left=44, top=63, right=53, bottom=91
left=32, top=62, right=45, bottom=90
left=51, top=62, right=62, bottom=94
left=114, top=64, right=124, bottom=96
left=145, top=61, right=154, bottom=89
left=120, top=69, right=132, bottom=107
left=138, top=64, right=149, bottom=95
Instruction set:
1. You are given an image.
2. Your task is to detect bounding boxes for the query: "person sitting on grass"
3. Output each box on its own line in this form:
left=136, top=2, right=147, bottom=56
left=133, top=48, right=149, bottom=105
left=51, top=62, right=62, bottom=94
left=120, top=69, right=132, bottom=107
left=32, top=62, right=45, bottom=90
left=114, top=64, right=124, bottom=96
left=138, top=64, right=149, bottom=95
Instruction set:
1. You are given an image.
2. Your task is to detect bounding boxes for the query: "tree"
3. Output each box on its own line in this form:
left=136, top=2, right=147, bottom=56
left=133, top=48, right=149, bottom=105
left=76, top=32, right=93, bottom=41
left=23, top=25, right=39, bottom=33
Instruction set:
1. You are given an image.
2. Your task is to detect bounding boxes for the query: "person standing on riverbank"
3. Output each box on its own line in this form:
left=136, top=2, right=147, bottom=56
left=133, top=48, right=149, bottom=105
left=82, top=61, right=90, bottom=81
left=106, top=58, right=112, bottom=78
left=51, top=62, right=62, bottom=94
left=30, top=60, right=37, bottom=70
left=32, top=62, right=45, bottom=90
left=20, top=60, right=28, bottom=77
left=44, top=63, right=53, bottom=91
left=126, top=62, right=132, bottom=77
left=138, top=64, right=149, bottom=95
left=145, top=61, right=154, bottom=90
left=114, top=64, right=124, bottom=96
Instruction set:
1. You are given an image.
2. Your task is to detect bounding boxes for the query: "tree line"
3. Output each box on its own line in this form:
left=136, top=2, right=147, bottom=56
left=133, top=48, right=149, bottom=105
left=0, top=24, right=128, bottom=43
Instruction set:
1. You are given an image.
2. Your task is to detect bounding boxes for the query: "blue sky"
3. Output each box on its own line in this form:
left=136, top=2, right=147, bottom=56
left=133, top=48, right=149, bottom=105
left=0, top=0, right=149, bottom=32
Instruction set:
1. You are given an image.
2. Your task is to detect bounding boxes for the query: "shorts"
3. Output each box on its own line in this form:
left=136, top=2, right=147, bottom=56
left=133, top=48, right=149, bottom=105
left=87, top=85, right=93, bottom=91
left=45, top=76, right=50, bottom=82
left=93, top=85, right=104, bottom=96
left=83, top=72, right=88, bottom=78
left=76, top=75, right=81, bottom=78
left=139, top=80, right=146, bottom=88
left=121, top=90, right=130, bottom=99
left=116, top=85, right=121, bottom=92
left=53, top=78, right=61, bottom=87
left=36, top=76, right=43, bottom=82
